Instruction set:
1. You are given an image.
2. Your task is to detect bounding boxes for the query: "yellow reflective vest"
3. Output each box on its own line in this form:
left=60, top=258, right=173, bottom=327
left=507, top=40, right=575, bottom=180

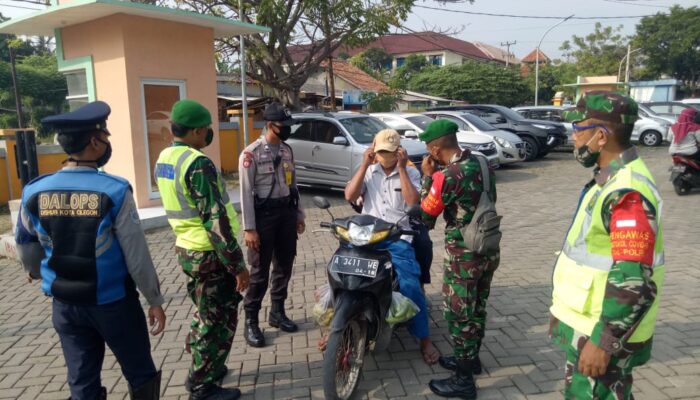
left=550, top=157, right=664, bottom=344
left=155, top=145, right=239, bottom=251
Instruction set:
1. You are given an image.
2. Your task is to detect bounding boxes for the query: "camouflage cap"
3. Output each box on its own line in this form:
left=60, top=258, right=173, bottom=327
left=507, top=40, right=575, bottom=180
left=563, top=91, right=639, bottom=125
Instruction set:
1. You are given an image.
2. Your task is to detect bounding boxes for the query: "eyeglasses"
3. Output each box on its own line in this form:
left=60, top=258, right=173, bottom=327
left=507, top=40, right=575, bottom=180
left=571, top=122, right=610, bottom=135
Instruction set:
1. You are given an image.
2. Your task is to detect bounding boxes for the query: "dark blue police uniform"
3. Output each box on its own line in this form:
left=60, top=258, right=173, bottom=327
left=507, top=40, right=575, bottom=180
left=15, top=102, right=164, bottom=400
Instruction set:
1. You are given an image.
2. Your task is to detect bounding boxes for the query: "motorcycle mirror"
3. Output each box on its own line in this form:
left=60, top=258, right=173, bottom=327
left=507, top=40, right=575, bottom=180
left=313, top=196, right=335, bottom=220
left=313, top=196, right=331, bottom=209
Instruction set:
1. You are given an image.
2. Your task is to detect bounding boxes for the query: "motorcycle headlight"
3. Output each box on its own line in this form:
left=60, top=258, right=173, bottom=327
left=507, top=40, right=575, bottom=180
left=347, top=223, right=374, bottom=246
left=494, top=137, right=512, bottom=148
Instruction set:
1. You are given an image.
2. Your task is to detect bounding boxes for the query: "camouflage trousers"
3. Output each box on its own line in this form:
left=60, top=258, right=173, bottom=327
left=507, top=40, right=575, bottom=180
left=442, top=246, right=500, bottom=360
left=177, top=248, right=243, bottom=385
left=550, top=317, right=652, bottom=400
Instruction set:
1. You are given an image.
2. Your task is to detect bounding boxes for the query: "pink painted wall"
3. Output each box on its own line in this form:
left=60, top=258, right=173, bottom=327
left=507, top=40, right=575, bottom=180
left=60, top=13, right=220, bottom=208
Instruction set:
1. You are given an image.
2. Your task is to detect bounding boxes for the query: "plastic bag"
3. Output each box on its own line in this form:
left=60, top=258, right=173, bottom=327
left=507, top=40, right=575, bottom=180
left=385, top=291, right=419, bottom=326
left=312, top=284, right=334, bottom=327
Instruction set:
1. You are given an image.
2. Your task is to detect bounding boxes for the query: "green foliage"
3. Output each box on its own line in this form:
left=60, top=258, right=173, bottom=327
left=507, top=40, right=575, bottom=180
left=559, top=23, right=629, bottom=76
left=389, top=54, right=429, bottom=90
left=360, top=91, right=401, bottom=112
left=634, top=5, right=700, bottom=92
left=349, top=53, right=383, bottom=81
left=0, top=55, right=67, bottom=135
left=406, top=61, right=529, bottom=107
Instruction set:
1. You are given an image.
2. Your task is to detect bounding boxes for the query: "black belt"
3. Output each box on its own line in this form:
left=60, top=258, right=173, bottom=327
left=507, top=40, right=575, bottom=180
left=254, top=195, right=292, bottom=209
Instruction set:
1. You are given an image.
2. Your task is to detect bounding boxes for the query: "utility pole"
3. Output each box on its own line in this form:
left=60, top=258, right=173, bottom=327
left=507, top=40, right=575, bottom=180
left=239, top=0, right=249, bottom=146
left=9, top=46, right=25, bottom=129
left=624, top=44, right=632, bottom=88
left=500, top=40, right=516, bottom=68
left=323, top=11, right=336, bottom=111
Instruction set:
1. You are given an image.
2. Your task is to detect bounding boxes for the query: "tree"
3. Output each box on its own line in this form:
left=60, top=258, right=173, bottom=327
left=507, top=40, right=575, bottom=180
left=406, top=60, right=529, bottom=107
left=634, top=6, right=700, bottom=94
left=176, top=0, right=414, bottom=109
left=361, top=90, right=401, bottom=112
left=389, top=54, right=429, bottom=90
left=559, top=23, right=629, bottom=76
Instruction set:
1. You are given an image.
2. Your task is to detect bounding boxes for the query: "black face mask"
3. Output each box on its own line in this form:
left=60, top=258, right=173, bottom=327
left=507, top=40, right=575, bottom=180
left=205, top=128, right=214, bottom=147
left=275, top=125, right=292, bottom=141
left=94, top=138, right=112, bottom=167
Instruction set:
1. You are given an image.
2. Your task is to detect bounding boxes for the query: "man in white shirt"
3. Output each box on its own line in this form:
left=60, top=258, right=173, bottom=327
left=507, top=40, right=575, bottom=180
left=344, top=129, right=440, bottom=364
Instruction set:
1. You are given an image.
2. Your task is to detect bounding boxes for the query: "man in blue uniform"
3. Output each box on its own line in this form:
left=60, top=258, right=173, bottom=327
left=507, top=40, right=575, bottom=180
left=15, top=101, right=166, bottom=400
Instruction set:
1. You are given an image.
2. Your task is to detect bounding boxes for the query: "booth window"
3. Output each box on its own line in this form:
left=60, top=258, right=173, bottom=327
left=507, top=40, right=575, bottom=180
left=65, top=70, right=89, bottom=111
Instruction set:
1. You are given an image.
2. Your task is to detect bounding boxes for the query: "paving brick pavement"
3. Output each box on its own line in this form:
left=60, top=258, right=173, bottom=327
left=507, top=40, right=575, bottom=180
left=1, top=147, right=699, bottom=399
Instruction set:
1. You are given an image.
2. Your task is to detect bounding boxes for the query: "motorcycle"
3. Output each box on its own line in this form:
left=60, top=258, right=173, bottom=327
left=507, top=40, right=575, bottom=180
left=313, top=196, right=420, bottom=400
left=670, top=155, right=700, bottom=195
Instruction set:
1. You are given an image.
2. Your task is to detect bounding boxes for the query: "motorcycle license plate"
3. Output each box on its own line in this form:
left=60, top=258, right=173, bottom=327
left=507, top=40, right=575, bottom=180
left=330, top=255, right=379, bottom=278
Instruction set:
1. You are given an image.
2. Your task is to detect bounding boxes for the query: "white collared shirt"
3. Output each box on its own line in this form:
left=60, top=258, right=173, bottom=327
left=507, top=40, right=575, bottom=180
left=361, top=164, right=421, bottom=239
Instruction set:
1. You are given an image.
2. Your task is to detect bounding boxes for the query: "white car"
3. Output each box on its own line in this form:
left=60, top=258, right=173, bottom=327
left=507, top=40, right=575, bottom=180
left=372, top=112, right=501, bottom=168
left=631, top=115, right=672, bottom=147
left=419, top=111, right=526, bottom=164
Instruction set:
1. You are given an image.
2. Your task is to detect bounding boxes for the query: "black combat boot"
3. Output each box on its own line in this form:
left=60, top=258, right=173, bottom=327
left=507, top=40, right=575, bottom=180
left=128, top=370, right=161, bottom=400
left=268, top=301, right=298, bottom=332
left=244, top=311, right=265, bottom=347
left=185, top=366, right=228, bottom=393
left=188, top=383, right=240, bottom=400
left=438, top=355, right=482, bottom=375
left=429, top=359, right=477, bottom=399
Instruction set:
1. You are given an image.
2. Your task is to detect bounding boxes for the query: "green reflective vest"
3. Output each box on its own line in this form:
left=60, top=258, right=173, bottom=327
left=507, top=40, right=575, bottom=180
left=155, top=145, right=240, bottom=251
left=551, top=157, right=664, bottom=343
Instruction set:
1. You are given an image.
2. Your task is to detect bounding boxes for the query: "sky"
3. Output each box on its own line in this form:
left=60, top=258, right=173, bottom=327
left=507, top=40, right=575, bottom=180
left=0, top=0, right=698, bottom=60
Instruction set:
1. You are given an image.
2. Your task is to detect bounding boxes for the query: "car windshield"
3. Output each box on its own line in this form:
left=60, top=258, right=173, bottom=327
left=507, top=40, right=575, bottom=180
left=339, top=117, right=388, bottom=144
left=405, top=115, right=435, bottom=131
left=492, top=106, right=526, bottom=121
left=459, top=113, right=497, bottom=131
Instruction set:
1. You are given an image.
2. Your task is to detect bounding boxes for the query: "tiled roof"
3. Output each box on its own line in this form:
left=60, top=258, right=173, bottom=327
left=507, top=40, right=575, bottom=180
left=473, top=42, right=520, bottom=65
left=522, top=49, right=550, bottom=63
left=319, top=60, right=389, bottom=93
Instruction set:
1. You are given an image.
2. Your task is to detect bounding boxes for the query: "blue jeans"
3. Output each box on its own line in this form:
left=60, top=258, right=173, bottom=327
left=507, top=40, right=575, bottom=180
left=382, top=240, right=429, bottom=339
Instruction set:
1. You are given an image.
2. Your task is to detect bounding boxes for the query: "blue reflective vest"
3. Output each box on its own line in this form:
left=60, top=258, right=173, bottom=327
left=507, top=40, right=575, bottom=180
left=19, top=169, right=135, bottom=305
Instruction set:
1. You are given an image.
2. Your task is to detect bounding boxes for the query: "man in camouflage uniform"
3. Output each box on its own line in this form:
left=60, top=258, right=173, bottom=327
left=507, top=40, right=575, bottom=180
left=418, top=119, right=499, bottom=399
left=155, top=100, right=249, bottom=400
left=550, top=91, right=664, bottom=400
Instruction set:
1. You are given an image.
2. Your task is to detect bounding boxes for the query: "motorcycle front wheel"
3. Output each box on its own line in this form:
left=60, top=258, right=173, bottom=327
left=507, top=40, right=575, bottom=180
left=323, top=318, right=368, bottom=400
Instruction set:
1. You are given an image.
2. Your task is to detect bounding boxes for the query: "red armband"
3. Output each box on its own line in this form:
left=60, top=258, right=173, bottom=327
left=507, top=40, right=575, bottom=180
left=421, top=171, right=446, bottom=217
left=610, top=192, right=655, bottom=266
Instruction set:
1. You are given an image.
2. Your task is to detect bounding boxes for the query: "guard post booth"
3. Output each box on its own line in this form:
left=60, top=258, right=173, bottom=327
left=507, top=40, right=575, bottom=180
left=0, top=0, right=269, bottom=208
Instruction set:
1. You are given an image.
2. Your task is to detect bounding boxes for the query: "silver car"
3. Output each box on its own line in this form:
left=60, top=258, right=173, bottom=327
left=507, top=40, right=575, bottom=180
left=286, top=112, right=429, bottom=189
left=420, top=111, right=526, bottom=165
left=631, top=115, right=672, bottom=147
left=373, top=112, right=501, bottom=167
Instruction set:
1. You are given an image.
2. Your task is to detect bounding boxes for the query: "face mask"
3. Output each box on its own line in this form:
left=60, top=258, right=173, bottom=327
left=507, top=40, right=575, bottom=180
left=573, top=133, right=600, bottom=168
left=275, top=125, right=292, bottom=141
left=93, top=137, right=112, bottom=167
left=205, top=128, right=214, bottom=147
left=376, top=152, right=397, bottom=168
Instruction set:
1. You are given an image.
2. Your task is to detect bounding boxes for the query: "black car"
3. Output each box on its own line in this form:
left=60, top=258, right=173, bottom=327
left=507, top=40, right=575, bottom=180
left=426, top=104, right=568, bottom=161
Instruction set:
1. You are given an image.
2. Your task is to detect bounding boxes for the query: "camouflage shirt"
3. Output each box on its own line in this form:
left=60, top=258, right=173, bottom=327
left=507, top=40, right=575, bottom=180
left=552, top=148, right=657, bottom=355
left=419, top=150, right=496, bottom=244
left=177, top=142, right=246, bottom=274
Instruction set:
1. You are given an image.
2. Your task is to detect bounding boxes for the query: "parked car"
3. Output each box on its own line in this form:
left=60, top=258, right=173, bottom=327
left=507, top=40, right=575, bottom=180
left=426, top=104, right=568, bottom=161
left=371, top=112, right=501, bottom=167
left=680, top=98, right=700, bottom=110
left=631, top=114, right=672, bottom=147
left=512, top=105, right=574, bottom=146
left=637, top=103, right=676, bottom=125
left=286, top=112, right=430, bottom=189
left=420, top=111, right=526, bottom=165
left=641, top=101, right=696, bottom=122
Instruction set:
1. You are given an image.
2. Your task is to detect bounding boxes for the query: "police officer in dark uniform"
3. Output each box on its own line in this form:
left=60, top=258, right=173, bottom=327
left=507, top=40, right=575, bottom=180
left=239, top=102, right=305, bottom=347
left=15, top=101, right=166, bottom=400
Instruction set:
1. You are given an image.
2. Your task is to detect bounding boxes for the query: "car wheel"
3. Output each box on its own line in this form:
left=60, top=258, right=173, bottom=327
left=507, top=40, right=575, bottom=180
left=522, top=137, right=539, bottom=161
left=640, top=130, right=662, bottom=147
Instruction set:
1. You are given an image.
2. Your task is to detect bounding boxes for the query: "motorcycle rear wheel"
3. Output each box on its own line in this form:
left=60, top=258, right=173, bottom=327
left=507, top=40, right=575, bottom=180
left=674, top=178, right=691, bottom=196
left=323, top=318, right=368, bottom=400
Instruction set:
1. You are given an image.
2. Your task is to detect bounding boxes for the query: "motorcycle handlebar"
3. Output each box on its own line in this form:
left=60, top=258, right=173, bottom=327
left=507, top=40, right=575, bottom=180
left=320, top=222, right=332, bottom=228
left=400, top=229, right=419, bottom=236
